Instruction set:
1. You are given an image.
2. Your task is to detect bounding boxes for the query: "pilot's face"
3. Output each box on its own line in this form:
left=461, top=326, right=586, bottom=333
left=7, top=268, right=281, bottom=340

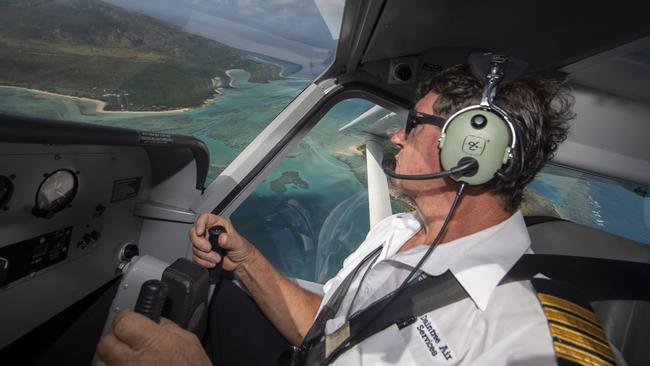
left=390, top=92, right=447, bottom=194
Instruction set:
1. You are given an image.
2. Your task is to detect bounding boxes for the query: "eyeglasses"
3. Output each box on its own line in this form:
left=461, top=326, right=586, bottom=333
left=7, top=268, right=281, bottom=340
left=405, top=110, right=446, bottom=137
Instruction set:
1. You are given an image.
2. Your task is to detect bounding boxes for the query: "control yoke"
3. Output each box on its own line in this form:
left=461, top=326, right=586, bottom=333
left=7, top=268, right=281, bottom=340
left=129, top=226, right=226, bottom=333
left=208, top=225, right=227, bottom=285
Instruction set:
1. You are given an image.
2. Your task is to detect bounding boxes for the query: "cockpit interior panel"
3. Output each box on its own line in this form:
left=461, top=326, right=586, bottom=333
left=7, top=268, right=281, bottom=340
left=0, top=115, right=209, bottom=353
left=0, top=143, right=151, bottom=349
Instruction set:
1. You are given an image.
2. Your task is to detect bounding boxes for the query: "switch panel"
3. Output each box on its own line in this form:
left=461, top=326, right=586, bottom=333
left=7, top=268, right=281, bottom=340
left=0, top=227, right=72, bottom=287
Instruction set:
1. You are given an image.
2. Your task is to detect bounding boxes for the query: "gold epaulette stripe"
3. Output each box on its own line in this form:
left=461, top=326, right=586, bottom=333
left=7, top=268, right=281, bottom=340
left=549, top=323, right=616, bottom=363
left=543, top=307, right=608, bottom=343
left=555, top=342, right=615, bottom=366
left=538, top=293, right=598, bottom=324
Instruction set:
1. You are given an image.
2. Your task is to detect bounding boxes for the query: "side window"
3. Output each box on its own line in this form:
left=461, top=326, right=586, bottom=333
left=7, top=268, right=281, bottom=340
left=230, top=99, right=408, bottom=283
left=523, top=164, right=650, bottom=245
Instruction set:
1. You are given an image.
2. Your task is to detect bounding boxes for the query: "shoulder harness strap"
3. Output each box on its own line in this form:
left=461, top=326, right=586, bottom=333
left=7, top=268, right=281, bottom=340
left=299, top=271, right=468, bottom=365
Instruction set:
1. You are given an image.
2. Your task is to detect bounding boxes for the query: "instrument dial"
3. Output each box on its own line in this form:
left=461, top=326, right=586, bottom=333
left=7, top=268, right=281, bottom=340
left=33, top=169, right=78, bottom=217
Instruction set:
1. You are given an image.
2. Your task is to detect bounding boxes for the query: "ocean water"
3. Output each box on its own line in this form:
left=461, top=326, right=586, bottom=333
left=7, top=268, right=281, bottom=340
left=230, top=98, right=380, bottom=281
left=1, top=75, right=648, bottom=281
left=0, top=72, right=309, bottom=180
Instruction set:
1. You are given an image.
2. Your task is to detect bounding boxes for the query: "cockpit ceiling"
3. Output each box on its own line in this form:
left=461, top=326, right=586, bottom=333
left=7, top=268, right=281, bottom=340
left=561, top=36, right=650, bottom=105
left=362, top=0, right=650, bottom=72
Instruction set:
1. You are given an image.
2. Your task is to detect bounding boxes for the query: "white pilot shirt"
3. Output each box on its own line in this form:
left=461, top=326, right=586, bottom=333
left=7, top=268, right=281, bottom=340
left=318, top=211, right=557, bottom=366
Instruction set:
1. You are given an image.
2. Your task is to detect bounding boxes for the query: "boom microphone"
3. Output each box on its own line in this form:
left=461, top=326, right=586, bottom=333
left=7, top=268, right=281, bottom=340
left=382, top=156, right=479, bottom=180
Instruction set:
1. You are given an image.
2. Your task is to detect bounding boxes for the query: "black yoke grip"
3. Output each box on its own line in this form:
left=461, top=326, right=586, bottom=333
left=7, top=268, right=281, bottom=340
left=208, top=225, right=227, bottom=284
left=134, top=279, right=168, bottom=323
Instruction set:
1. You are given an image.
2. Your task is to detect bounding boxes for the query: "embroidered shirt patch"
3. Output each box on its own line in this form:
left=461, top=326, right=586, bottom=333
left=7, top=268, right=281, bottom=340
left=407, top=314, right=456, bottom=363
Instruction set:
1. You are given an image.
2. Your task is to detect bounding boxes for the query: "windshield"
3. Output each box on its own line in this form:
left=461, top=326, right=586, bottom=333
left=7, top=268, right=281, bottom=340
left=0, top=0, right=344, bottom=181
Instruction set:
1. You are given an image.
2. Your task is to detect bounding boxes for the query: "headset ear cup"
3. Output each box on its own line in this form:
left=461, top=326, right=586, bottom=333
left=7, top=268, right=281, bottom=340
left=439, top=107, right=513, bottom=185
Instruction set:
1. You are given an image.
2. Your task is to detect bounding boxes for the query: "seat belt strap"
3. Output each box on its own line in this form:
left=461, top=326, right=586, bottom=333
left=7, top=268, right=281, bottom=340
left=303, top=270, right=469, bottom=365
left=507, top=254, right=650, bottom=301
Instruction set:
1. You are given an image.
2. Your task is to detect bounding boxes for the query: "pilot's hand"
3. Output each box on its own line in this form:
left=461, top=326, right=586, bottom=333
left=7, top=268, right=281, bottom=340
left=96, top=308, right=211, bottom=366
left=189, top=213, right=257, bottom=271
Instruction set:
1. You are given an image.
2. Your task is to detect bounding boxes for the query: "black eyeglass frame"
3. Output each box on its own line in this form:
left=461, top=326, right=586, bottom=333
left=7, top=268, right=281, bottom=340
left=405, top=110, right=446, bottom=136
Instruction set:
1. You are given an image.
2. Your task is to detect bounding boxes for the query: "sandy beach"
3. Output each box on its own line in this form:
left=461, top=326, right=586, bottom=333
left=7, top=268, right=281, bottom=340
left=333, top=145, right=365, bottom=157
left=0, top=85, right=191, bottom=115
left=224, top=69, right=251, bottom=88
left=224, top=69, right=235, bottom=88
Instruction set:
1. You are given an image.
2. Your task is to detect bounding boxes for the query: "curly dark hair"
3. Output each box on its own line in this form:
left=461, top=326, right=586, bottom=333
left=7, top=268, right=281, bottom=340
left=417, top=64, right=575, bottom=212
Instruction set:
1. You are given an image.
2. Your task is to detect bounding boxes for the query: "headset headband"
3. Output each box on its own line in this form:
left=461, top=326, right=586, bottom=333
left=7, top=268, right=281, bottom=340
left=468, top=53, right=528, bottom=102
left=440, top=54, right=526, bottom=147
left=437, top=53, right=528, bottom=185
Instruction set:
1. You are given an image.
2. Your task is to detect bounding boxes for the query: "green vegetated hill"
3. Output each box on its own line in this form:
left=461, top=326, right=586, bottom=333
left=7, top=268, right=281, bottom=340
left=0, top=0, right=281, bottom=111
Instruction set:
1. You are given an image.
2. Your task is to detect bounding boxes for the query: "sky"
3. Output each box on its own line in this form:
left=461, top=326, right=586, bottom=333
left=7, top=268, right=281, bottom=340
left=101, top=0, right=344, bottom=74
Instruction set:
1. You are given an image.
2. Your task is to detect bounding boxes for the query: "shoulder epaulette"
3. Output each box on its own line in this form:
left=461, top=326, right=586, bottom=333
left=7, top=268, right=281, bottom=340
left=531, top=278, right=617, bottom=366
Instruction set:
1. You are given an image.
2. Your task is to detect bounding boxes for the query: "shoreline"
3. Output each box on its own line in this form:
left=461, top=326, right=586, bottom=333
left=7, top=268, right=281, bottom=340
left=247, top=55, right=287, bottom=78
left=0, top=85, right=192, bottom=115
left=246, top=54, right=305, bottom=80
left=224, top=69, right=237, bottom=88
left=224, top=69, right=251, bottom=88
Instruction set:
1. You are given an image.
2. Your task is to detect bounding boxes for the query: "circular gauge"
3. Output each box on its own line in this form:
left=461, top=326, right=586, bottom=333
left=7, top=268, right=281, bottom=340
left=0, top=175, right=13, bottom=207
left=33, top=169, right=78, bottom=218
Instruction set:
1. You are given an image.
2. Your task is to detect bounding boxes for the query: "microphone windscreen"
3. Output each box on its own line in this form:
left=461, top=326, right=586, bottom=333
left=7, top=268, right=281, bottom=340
left=382, top=156, right=396, bottom=172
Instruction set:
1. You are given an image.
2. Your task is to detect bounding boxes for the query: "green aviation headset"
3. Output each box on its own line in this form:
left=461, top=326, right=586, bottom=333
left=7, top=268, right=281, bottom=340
left=438, top=53, right=528, bottom=185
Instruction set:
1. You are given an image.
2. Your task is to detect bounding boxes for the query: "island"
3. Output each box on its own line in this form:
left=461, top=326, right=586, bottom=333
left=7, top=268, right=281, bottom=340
left=270, top=171, right=310, bottom=194
left=0, top=0, right=281, bottom=111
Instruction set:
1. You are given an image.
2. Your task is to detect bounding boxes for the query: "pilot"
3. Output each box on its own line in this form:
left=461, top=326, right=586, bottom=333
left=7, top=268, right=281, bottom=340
left=97, top=62, right=577, bottom=365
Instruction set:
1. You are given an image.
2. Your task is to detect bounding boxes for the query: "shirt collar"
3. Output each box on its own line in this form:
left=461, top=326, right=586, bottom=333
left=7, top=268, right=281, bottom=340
left=384, top=211, right=531, bottom=311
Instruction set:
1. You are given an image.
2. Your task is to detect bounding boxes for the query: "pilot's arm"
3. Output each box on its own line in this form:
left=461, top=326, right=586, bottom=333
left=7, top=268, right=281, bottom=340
left=190, top=213, right=323, bottom=345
